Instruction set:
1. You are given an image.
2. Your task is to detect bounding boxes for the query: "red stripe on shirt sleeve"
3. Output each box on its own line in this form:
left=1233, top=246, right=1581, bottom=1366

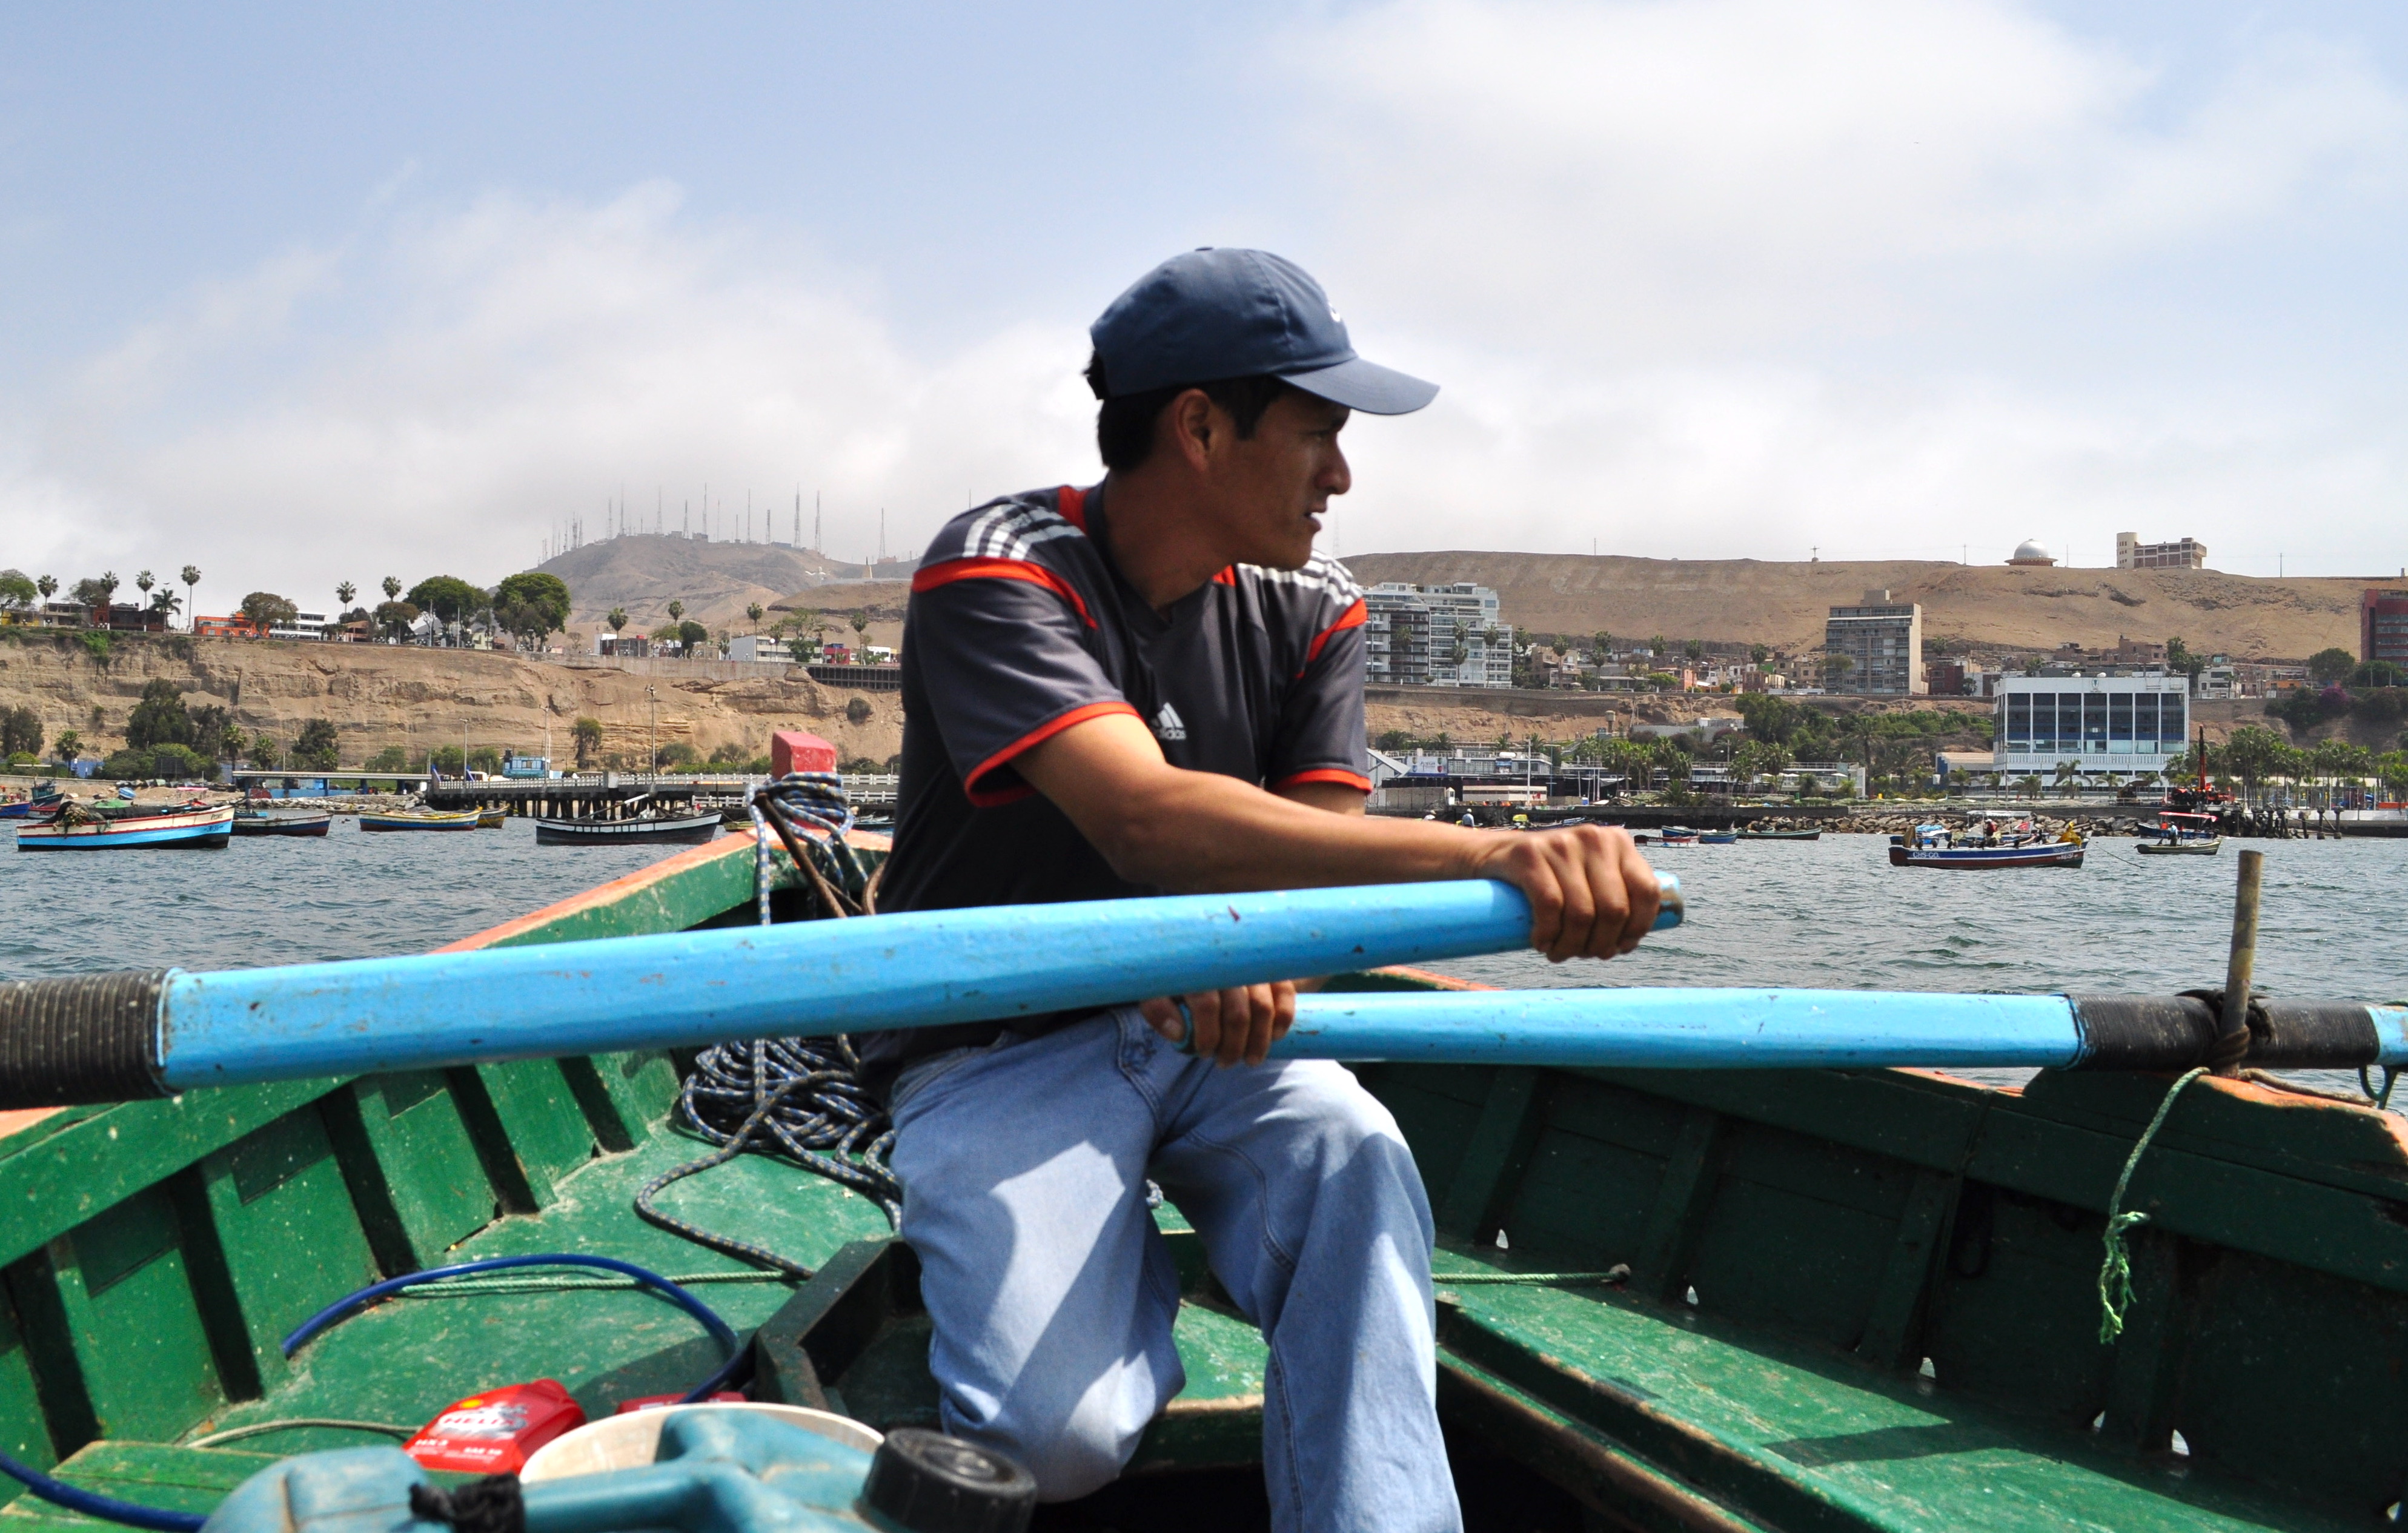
left=962, top=700, right=1143, bottom=807
left=911, top=557, right=1096, bottom=628
left=1057, top=485, right=1089, bottom=532
left=1296, top=598, right=1368, bottom=675
left=1272, top=768, right=1372, bottom=792
left=1212, top=566, right=1238, bottom=586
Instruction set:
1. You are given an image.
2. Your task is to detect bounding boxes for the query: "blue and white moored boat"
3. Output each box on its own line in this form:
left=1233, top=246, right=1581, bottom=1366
left=15, top=801, right=235, bottom=850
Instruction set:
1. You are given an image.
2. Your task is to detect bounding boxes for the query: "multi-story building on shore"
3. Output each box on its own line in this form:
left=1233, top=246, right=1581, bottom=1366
left=1992, top=674, right=2190, bottom=782
left=1364, top=582, right=1513, bottom=687
left=2115, top=532, right=2208, bottom=570
left=1823, top=590, right=1925, bottom=696
left=2365, top=589, right=2408, bottom=667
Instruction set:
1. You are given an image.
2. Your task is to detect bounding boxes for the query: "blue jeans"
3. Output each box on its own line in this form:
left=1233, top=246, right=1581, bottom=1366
left=888, top=1007, right=1461, bottom=1533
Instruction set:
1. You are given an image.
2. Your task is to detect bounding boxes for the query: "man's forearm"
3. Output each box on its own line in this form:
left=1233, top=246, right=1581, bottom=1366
left=1077, top=758, right=1485, bottom=893
left=1017, top=712, right=1656, bottom=964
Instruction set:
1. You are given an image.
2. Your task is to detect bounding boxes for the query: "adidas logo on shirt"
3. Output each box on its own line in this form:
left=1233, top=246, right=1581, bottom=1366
left=1153, top=702, right=1187, bottom=741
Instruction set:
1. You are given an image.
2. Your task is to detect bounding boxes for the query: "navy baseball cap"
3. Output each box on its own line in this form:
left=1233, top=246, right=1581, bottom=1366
left=1089, top=249, right=1438, bottom=416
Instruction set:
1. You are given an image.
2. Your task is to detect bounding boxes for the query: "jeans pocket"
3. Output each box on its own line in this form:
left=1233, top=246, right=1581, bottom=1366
left=889, top=1046, right=980, bottom=1119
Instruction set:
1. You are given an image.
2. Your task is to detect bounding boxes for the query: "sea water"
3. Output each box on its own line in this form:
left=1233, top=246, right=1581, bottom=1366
left=0, top=816, right=683, bottom=978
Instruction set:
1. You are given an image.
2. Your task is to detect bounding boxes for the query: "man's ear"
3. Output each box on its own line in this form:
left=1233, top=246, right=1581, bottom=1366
left=1167, top=388, right=1219, bottom=471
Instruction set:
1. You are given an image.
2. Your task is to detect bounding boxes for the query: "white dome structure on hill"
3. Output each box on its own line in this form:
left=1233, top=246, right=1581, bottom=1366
left=2006, top=539, right=2057, bottom=567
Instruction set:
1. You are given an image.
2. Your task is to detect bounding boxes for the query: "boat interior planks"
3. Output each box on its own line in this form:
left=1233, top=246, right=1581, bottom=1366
left=0, top=832, right=2401, bottom=1531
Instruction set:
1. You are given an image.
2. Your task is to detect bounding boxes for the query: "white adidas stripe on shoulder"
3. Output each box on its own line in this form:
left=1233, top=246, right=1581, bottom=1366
left=964, top=497, right=1088, bottom=563
left=1233, top=552, right=1362, bottom=603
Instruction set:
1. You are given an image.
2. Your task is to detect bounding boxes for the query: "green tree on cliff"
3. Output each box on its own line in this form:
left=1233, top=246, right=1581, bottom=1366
left=2307, top=647, right=2358, bottom=686
left=492, top=571, right=572, bottom=646
left=239, top=592, right=299, bottom=632
left=405, top=576, right=486, bottom=626
left=375, top=601, right=420, bottom=641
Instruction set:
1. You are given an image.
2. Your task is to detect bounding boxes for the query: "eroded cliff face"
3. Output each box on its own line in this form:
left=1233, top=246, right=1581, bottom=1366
left=0, top=634, right=904, bottom=767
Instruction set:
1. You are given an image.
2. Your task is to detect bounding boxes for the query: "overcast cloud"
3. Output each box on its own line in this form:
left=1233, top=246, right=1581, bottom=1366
left=2, top=1, right=2403, bottom=606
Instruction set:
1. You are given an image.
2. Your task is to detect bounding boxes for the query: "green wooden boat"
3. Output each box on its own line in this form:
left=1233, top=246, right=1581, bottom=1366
left=2, top=831, right=2402, bottom=1531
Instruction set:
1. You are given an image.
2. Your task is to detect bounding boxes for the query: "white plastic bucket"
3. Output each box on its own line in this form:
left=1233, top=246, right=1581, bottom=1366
left=519, top=1402, right=883, bottom=1482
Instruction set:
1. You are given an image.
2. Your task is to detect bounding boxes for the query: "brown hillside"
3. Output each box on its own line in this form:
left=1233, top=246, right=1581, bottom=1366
left=1341, top=553, right=2373, bottom=663
left=0, top=635, right=902, bottom=770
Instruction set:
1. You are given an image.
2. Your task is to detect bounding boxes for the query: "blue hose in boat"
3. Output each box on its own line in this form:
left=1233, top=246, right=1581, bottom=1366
left=0, top=1453, right=207, bottom=1532
left=285, top=1253, right=749, bottom=1400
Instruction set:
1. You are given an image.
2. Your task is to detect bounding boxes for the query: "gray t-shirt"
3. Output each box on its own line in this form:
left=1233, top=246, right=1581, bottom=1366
left=861, top=482, right=1369, bottom=1094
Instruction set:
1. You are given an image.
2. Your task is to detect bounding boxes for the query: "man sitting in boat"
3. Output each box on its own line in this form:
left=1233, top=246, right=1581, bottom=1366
left=866, top=249, right=1662, bottom=1532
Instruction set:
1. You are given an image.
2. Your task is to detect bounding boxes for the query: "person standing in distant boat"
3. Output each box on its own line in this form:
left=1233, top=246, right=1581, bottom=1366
left=866, top=249, right=1662, bottom=1532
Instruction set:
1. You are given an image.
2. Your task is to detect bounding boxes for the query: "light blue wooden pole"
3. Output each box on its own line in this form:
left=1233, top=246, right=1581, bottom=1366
left=155, top=878, right=1678, bottom=1091
left=1281, top=988, right=2086, bottom=1068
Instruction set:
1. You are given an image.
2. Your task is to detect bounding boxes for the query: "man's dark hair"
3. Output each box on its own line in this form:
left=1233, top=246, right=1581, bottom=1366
left=1087, top=351, right=1295, bottom=472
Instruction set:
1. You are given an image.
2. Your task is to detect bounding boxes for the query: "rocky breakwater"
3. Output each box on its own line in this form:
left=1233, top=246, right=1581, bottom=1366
left=0, top=631, right=903, bottom=770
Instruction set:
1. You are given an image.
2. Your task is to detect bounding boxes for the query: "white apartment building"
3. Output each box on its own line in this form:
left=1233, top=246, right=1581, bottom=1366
left=1364, top=582, right=1513, bottom=687
left=268, top=611, right=333, bottom=641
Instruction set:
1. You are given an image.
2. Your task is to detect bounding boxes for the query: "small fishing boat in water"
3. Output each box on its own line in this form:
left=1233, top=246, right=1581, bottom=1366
left=231, top=809, right=333, bottom=838
left=1736, top=826, right=1820, bottom=841
left=0, top=784, right=63, bottom=819
left=359, top=807, right=482, bottom=832
left=534, top=809, right=727, bottom=846
left=1656, top=826, right=1699, bottom=845
left=1696, top=830, right=1737, bottom=844
left=2138, top=809, right=2223, bottom=856
left=1889, top=823, right=2084, bottom=869
left=477, top=806, right=508, bottom=829
left=15, top=800, right=234, bottom=850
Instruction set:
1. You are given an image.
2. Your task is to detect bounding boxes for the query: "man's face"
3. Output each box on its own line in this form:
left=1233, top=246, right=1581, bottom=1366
left=1204, top=389, right=1352, bottom=571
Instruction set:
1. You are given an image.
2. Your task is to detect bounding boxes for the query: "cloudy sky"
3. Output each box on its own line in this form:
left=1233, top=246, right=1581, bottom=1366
left=4, top=1, right=2404, bottom=612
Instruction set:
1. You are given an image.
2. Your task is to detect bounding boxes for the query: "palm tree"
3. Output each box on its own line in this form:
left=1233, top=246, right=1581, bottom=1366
left=337, top=581, right=357, bottom=614
left=746, top=603, right=765, bottom=627
left=2053, top=759, right=2081, bottom=798
left=37, top=575, right=56, bottom=601
left=382, top=575, right=401, bottom=601
left=181, top=566, right=200, bottom=629
left=608, top=608, right=629, bottom=635
left=135, top=570, right=154, bottom=604
left=1731, top=741, right=1766, bottom=792
left=849, top=609, right=871, bottom=646
left=1839, top=710, right=1876, bottom=773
